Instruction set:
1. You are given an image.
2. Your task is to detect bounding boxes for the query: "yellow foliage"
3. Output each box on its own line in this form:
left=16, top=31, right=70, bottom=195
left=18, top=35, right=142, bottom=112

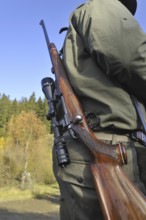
left=0, top=111, right=56, bottom=187
left=0, top=137, right=5, bottom=149
left=7, top=111, right=47, bottom=145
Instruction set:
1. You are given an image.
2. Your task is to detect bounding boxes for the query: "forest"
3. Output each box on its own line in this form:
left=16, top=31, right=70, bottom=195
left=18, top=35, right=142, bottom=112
left=0, top=92, right=55, bottom=188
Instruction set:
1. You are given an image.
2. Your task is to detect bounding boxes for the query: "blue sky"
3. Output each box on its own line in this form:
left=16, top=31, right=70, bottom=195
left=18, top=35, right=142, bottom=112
left=0, top=0, right=146, bottom=100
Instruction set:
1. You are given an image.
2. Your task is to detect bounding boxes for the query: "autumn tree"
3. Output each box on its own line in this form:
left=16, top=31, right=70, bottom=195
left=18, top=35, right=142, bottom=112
left=3, top=111, right=55, bottom=186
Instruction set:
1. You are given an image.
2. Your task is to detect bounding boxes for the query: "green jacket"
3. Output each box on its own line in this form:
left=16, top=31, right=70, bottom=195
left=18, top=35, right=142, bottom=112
left=63, top=0, right=146, bottom=131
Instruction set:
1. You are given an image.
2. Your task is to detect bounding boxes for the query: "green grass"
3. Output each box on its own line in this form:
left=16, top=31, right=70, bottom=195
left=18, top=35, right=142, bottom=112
left=0, top=183, right=60, bottom=202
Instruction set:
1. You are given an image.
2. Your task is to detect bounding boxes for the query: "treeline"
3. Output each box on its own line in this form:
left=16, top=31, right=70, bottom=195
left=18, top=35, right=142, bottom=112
left=0, top=92, right=55, bottom=188
left=0, top=92, right=50, bottom=137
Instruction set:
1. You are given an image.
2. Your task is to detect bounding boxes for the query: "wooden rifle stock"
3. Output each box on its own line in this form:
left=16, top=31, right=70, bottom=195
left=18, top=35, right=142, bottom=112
left=40, top=20, right=146, bottom=220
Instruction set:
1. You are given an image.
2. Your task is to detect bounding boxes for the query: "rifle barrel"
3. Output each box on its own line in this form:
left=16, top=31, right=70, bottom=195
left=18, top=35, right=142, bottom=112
left=40, top=19, right=51, bottom=47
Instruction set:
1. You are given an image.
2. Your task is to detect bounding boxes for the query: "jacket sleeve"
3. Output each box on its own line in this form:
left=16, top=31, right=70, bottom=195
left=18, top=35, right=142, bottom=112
left=72, top=2, right=146, bottom=102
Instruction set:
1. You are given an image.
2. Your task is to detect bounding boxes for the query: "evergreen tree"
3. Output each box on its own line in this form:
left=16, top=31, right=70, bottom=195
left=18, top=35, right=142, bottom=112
left=0, top=94, right=11, bottom=136
left=11, top=99, right=20, bottom=116
left=36, top=97, right=46, bottom=121
left=28, top=92, right=37, bottom=112
left=20, top=97, right=28, bottom=112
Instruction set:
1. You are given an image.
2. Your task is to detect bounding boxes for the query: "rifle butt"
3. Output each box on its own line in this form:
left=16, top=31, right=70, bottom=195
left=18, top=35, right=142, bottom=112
left=91, top=159, right=146, bottom=220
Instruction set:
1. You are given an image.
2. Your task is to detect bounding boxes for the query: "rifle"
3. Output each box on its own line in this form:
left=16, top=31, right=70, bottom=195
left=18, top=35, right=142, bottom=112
left=40, top=20, right=146, bottom=220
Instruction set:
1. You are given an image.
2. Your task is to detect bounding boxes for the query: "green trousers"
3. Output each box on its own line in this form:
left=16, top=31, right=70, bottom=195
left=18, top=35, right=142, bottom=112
left=53, top=132, right=146, bottom=220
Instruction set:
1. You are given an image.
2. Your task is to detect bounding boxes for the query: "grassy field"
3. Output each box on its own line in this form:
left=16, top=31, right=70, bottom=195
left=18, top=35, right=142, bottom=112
left=0, top=183, right=60, bottom=202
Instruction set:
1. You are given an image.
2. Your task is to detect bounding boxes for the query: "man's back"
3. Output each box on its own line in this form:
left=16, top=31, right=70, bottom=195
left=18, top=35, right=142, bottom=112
left=63, top=0, right=146, bottom=132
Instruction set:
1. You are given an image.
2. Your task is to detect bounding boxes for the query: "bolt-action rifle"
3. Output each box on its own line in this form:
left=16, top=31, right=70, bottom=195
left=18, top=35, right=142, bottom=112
left=40, top=20, right=146, bottom=220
